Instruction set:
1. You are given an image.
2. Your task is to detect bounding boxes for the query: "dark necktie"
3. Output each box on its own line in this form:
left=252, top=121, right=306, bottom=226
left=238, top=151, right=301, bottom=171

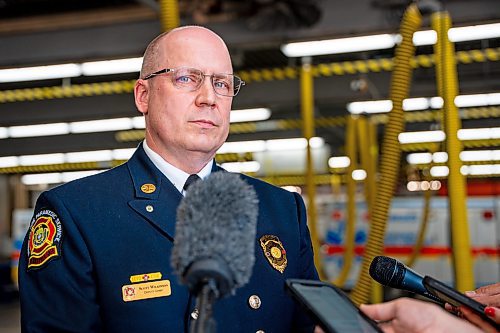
left=183, top=174, right=201, bottom=192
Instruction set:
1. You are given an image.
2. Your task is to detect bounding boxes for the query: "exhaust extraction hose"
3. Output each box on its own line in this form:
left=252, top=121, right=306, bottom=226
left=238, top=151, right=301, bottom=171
left=350, top=4, right=422, bottom=305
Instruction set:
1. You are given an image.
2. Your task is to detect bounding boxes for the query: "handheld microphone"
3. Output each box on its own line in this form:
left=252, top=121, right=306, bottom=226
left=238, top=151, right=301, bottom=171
left=171, top=172, right=259, bottom=333
left=369, top=256, right=442, bottom=303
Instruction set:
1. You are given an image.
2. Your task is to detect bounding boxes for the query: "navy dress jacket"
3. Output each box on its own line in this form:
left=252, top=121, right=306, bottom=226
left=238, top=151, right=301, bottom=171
left=19, top=143, right=319, bottom=332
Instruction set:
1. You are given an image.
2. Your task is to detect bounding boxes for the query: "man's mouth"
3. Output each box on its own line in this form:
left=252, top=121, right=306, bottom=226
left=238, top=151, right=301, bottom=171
left=190, top=119, right=217, bottom=128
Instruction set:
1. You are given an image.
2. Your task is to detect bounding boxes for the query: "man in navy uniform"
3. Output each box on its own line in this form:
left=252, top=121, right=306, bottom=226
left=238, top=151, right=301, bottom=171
left=19, top=26, right=319, bottom=332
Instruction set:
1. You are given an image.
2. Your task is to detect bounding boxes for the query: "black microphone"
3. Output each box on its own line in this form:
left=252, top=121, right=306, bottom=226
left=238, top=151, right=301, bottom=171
left=171, top=172, right=259, bottom=333
left=369, top=256, right=442, bottom=303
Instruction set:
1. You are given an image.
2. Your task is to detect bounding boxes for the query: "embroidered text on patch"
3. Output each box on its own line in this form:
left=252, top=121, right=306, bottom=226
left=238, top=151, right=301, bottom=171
left=28, top=209, right=62, bottom=270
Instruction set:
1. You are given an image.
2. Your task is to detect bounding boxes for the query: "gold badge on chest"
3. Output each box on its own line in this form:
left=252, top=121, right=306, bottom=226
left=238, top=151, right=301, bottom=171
left=259, top=235, right=287, bottom=273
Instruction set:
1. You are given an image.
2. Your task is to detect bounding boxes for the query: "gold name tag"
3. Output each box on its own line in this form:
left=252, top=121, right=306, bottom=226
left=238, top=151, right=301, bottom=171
left=122, top=280, right=172, bottom=302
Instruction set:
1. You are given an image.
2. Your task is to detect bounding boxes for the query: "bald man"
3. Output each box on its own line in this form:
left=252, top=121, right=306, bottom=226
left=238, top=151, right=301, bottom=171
left=19, top=26, right=319, bottom=332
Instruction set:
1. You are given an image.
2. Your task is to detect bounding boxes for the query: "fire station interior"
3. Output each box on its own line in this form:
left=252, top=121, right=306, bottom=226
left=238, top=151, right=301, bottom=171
left=0, top=0, right=499, bottom=331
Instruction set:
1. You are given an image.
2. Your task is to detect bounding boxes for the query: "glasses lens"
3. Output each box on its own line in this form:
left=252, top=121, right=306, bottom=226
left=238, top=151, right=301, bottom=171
left=211, top=74, right=235, bottom=97
left=172, top=68, right=203, bottom=90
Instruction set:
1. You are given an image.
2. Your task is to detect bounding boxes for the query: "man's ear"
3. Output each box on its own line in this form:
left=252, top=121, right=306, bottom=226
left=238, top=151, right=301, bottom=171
left=134, top=79, right=149, bottom=115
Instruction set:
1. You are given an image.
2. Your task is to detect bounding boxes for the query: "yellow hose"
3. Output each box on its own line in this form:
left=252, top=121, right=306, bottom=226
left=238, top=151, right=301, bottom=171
left=160, top=0, right=180, bottom=32
left=351, top=4, right=422, bottom=305
left=300, top=59, right=325, bottom=280
left=334, top=116, right=358, bottom=286
left=432, top=12, right=475, bottom=291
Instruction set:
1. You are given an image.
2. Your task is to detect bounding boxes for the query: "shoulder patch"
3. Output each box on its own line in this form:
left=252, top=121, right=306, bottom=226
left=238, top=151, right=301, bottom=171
left=27, top=209, right=62, bottom=270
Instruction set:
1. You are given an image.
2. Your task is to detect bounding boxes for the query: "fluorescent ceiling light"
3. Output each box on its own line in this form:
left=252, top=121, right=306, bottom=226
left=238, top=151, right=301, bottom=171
left=399, top=131, right=445, bottom=144
left=0, top=63, right=81, bottom=83
left=70, top=118, right=133, bottom=133
left=112, top=148, right=136, bottom=160
left=81, top=57, right=143, bottom=76
left=0, top=128, right=8, bottom=139
left=403, top=98, right=429, bottom=111
left=309, top=137, right=325, bottom=148
left=218, top=140, right=266, bottom=154
left=65, top=150, right=112, bottom=163
left=61, top=170, right=103, bottom=182
left=347, top=93, right=499, bottom=114
left=347, top=100, right=392, bottom=114
left=413, top=30, right=437, bottom=46
left=433, top=152, right=448, bottom=163
left=460, top=150, right=500, bottom=162
left=352, top=169, right=367, bottom=181
left=406, top=153, right=432, bottom=164
left=448, top=23, right=500, bottom=42
left=430, top=166, right=449, bottom=177
left=328, top=156, right=351, bottom=168
left=230, top=108, right=271, bottom=123
left=281, top=34, right=399, bottom=57
left=221, top=161, right=261, bottom=173
left=0, top=156, right=19, bottom=168
left=458, top=127, right=500, bottom=140
left=8, top=123, right=70, bottom=138
left=132, top=116, right=146, bottom=129
left=461, top=164, right=500, bottom=176
left=19, top=153, right=65, bottom=166
left=282, top=23, right=500, bottom=57
left=21, top=173, right=62, bottom=185
left=266, top=137, right=324, bottom=151
left=429, top=97, right=444, bottom=109
left=20, top=170, right=103, bottom=185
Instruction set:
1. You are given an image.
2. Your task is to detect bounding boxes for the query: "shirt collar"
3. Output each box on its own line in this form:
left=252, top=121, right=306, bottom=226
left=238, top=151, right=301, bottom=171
left=142, top=140, right=212, bottom=195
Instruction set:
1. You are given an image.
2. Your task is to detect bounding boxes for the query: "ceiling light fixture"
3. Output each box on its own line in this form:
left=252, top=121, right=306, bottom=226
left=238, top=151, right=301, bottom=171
left=8, top=123, right=70, bottom=138
left=230, top=108, right=271, bottom=123
left=0, top=63, right=82, bottom=83
left=347, top=93, right=500, bottom=114
left=282, top=23, right=500, bottom=57
left=81, top=57, right=143, bottom=76
left=399, top=131, right=446, bottom=144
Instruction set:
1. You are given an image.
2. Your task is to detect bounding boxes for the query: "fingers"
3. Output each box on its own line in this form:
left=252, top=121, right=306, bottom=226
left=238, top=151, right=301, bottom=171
left=360, top=303, right=397, bottom=322
left=467, top=294, right=500, bottom=308
left=474, top=282, right=500, bottom=296
left=484, top=306, right=500, bottom=325
left=459, top=306, right=499, bottom=333
left=465, top=283, right=500, bottom=308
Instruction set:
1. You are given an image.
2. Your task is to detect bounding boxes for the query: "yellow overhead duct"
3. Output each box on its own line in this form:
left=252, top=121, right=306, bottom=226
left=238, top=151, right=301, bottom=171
left=432, top=11, right=474, bottom=291
left=350, top=3, right=422, bottom=305
left=160, top=0, right=180, bottom=32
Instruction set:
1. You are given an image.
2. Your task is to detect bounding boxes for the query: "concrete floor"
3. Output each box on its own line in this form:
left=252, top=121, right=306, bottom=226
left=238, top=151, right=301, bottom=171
left=0, top=298, right=20, bottom=333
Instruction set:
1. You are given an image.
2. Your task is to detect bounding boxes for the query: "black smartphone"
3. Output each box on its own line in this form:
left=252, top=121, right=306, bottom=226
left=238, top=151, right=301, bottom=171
left=286, top=279, right=383, bottom=333
left=423, top=276, right=500, bottom=330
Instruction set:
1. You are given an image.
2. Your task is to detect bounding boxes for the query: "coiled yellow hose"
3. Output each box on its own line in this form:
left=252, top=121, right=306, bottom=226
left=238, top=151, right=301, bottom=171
left=160, top=0, right=180, bottom=32
left=351, top=4, right=422, bottom=305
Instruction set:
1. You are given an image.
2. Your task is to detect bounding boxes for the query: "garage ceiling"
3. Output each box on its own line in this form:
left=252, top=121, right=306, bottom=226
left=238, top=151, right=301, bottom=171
left=0, top=0, right=499, bottom=168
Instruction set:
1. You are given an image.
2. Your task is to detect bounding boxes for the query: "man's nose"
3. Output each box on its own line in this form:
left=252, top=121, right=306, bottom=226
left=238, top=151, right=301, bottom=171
left=195, top=75, right=217, bottom=107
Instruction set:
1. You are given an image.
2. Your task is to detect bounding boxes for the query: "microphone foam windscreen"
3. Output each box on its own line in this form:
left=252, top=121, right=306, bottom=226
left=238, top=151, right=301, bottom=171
left=370, top=256, right=406, bottom=288
left=370, top=256, right=397, bottom=286
left=171, top=172, right=259, bottom=291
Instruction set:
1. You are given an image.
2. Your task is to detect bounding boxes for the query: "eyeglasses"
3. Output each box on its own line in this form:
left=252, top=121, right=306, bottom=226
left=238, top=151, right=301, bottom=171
left=142, top=67, right=245, bottom=97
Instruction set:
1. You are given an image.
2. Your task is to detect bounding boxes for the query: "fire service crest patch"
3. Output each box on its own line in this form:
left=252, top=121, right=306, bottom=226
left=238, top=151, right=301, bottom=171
left=27, top=209, right=62, bottom=270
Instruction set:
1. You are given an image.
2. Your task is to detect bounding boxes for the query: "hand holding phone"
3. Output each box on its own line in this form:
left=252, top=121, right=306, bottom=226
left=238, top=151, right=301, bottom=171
left=423, top=276, right=500, bottom=330
left=286, top=279, right=383, bottom=333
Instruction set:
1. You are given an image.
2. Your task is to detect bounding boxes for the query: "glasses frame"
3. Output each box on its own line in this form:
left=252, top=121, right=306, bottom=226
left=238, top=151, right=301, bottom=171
left=142, top=67, right=245, bottom=97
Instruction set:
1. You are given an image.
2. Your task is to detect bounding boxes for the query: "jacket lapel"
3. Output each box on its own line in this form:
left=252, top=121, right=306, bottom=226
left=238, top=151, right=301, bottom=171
left=126, top=144, right=182, bottom=242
